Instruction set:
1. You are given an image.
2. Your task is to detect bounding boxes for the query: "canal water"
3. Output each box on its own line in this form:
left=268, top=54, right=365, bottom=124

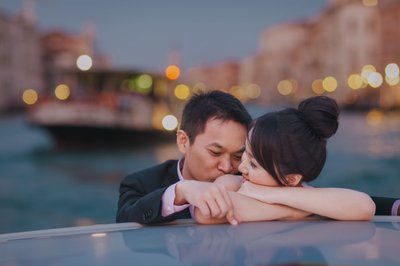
left=0, top=106, right=399, bottom=233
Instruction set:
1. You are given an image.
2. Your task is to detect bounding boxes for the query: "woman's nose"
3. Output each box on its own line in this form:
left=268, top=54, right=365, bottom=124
left=238, top=161, right=247, bottom=175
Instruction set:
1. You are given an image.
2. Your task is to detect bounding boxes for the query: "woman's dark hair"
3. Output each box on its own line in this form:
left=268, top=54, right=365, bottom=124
left=180, top=90, right=252, bottom=143
left=249, top=96, right=339, bottom=185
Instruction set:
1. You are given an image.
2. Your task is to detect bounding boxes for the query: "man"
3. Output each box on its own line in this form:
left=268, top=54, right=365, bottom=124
left=116, top=91, right=399, bottom=224
left=117, top=90, right=251, bottom=224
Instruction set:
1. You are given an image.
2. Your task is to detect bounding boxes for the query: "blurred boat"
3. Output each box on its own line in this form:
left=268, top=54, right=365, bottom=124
left=27, top=69, right=183, bottom=147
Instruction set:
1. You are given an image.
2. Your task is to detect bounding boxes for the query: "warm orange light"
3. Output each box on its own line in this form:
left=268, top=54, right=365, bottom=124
left=366, top=109, right=383, bottom=126
left=54, top=84, right=70, bottom=100
left=322, top=76, right=337, bottom=92
left=277, top=80, right=293, bottom=95
left=245, top=84, right=261, bottom=99
left=165, top=65, right=180, bottom=80
left=347, top=74, right=363, bottom=90
left=363, top=0, right=378, bottom=7
left=174, top=84, right=190, bottom=100
left=311, top=79, right=324, bottom=95
left=22, top=89, right=38, bottom=105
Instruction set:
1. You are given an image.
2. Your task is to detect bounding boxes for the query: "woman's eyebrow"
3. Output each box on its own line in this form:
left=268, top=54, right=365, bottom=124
left=245, top=150, right=254, bottom=159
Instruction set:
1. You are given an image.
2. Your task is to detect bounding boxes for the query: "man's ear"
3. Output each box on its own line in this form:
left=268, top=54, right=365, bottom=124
left=285, top=174, right=303, bottom=187
left=176, top=129, right=190, bottom=154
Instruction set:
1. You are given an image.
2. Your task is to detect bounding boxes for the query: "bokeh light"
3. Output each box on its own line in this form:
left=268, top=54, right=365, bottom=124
left=162, top=115, right=178, bottom=131
left=311, top=79, right=324, bottom=95
left=347, top=74, right=363, bottom=90
left=230, top=85, right=247, bottom=101
left=322, top=76, right=337, bottom=92
left=368, top=72, right=383, bottom=88
left=245, top=83, right=261, bottom=99
left=165, top=65, right=180, bottom=80
left=277, top=80, right=293, bottom=95
left=136, top=74, right=153, bottom=90
left=385, top=75, right=400, bottom=86
left=22, top=89, right=38, bottom=105
left=361, top=65, right=376, bottom=82
left=174, top=84, right=190, bottom=100
left=54, top=84, right=70, bottom=100
left=385, top=63, right=399, bottom=78
left=76, top=54, right=93, bottom=71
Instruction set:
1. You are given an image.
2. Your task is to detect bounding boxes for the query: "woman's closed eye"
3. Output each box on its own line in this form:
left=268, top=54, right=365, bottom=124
left=250, top=160, right=257, bottom=169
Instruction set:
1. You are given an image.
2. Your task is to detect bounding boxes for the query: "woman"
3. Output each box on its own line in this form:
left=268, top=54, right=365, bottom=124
left=195, top=96, right=376, bottom=224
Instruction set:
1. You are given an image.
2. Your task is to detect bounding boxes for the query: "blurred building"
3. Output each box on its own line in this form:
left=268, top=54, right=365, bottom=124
left=0, top=11, right=42, bottom=111
left=185, top=61, right=239, bottom=92
left=186, top=0, right=400, bottom=109
left=41, top=26, right=111, bottom=94
left=0, top=2, right=110, bottom=112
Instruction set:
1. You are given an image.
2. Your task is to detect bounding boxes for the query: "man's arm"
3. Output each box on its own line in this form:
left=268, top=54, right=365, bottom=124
left=116, top=161, right=191, bottom=224
left=238, top=182, right=376, bottom=221
left=195, top=191, right=310, bottom=225
left=117, top=176, right=184, bottom=224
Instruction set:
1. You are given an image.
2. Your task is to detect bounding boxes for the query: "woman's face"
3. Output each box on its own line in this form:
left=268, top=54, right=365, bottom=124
left=238, top=140, right=279, bottom=187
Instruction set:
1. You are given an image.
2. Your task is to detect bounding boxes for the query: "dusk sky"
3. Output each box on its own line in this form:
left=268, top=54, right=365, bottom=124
left=0, top=0, right=328, bottom=72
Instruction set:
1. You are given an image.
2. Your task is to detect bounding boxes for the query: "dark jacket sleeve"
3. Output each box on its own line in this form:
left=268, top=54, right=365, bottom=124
left=372, top=196, right=398, bottom=215
left=116, top=160, right=190, bottom=224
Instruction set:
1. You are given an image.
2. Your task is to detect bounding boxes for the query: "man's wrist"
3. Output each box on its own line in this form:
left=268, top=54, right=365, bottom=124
left=174, top=180, right=188, bottom=205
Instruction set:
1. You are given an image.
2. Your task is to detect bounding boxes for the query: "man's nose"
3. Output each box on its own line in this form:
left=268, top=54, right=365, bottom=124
left=218, top=157, right=233, bottom=174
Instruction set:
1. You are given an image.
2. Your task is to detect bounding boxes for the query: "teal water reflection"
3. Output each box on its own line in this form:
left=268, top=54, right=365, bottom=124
left=0, top=109, right=399, bottom=233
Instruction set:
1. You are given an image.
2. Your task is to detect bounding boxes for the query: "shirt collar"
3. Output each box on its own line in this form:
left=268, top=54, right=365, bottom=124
left=177, top=157, right=185, bottom=181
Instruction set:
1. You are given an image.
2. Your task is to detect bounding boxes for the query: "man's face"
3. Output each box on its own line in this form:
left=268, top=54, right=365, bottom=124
left=180, top=118, right=247, bottom=182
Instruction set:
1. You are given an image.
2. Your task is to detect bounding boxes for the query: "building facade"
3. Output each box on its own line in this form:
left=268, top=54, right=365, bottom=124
left=185, top=0, right=400, bottom=109
left=0, top=12, right=42, bottom=111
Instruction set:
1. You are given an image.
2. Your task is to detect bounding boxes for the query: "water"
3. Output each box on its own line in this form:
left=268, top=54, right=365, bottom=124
left=0, top=108, right=399, bottom=234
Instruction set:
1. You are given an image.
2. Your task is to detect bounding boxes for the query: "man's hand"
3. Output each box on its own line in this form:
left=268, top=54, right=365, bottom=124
left=176, top=180, right=236, bottom=223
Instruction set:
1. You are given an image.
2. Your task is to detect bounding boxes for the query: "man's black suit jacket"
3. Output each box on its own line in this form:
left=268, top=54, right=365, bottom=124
left=116, top=160, right=397, bottom=224
left=117, top=160, right=190, bottom=224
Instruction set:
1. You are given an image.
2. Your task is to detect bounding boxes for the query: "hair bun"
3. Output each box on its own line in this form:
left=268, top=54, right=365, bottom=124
left=297, top=96, right=339, bottom=139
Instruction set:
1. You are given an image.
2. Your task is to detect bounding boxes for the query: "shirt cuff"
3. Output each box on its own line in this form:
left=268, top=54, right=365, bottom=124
left=161, top=182, right=190, bottom=217
left=391, top=199, right=400, bottom=216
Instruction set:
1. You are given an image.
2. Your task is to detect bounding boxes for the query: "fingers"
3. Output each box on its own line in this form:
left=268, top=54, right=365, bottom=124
left=205, top=194, right=221, bottom=218
left=210, top=185, right=235, bottom=219
left=226, top=210, right=238, bottom=226
left=210, top=187, right=229, bottom=219
left=197, top=200, right=211, bottom=218
left=189, top=182, right=236, bottom=221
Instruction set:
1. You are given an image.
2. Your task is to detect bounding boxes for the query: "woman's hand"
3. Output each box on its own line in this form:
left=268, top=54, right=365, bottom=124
left=214, top=174, right=243, bottom=192
left=237, top=181, right=278, bottom=204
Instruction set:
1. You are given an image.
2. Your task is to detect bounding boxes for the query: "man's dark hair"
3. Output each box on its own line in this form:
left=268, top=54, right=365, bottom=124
left=180, top=90, right=252, bottom=143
